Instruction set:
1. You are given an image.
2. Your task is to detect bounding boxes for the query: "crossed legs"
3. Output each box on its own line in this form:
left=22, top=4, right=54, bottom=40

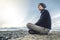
left=27, top=23, right=50, bottom=34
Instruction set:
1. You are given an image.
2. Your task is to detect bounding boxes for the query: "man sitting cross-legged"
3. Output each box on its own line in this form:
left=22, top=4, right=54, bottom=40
left=27, top=3, right=51, bottom=35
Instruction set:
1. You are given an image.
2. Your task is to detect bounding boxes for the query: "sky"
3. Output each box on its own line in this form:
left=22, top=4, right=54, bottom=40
left=0, top=0, right=30, bottom=28
left=0, top=0, right=60, bottom=30
left=26, top=0, right=60, bottom=31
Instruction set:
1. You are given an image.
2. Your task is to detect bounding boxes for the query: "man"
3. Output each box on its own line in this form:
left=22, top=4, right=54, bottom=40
left=27, top=3, right=51, bottom=35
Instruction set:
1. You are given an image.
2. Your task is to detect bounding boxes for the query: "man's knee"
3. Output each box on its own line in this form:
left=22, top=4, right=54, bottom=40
left=26, top=23, right=33, bottom=28
left=27, top=23, right=31, bottom=27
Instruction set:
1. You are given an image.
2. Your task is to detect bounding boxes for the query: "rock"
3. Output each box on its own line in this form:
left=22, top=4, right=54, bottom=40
left=0, top=30, right=60, bottom=40
left=0, top=29, right=28, bottom=40
left=16, top=31, right=60, bottom=40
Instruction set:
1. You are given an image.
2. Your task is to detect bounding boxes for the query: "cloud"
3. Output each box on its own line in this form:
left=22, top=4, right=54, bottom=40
left=0, top=0, right=29, bottom=28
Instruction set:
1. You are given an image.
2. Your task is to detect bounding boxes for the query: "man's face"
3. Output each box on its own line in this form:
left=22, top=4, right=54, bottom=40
left=38, top=5, right=44, bottom=11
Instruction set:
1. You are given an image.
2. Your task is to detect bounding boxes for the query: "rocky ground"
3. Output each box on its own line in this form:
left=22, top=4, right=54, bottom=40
left=0, top=30, right=28, bottom=40
left=0, top=30, right=60, bottom=40
left=15, top=31, right=60, bottom=40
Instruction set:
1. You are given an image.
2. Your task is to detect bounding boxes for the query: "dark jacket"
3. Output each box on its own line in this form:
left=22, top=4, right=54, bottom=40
left=35, top=9, right=51, bottom=29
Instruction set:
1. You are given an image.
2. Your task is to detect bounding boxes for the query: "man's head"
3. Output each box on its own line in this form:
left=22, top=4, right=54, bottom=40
left=38, top=3, right=46, bottom=11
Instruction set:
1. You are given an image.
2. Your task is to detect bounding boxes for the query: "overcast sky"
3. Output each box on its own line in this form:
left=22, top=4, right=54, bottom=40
left=0, top=0, right=29, bottom=28
left=0, top=0, right=60, bottom=30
